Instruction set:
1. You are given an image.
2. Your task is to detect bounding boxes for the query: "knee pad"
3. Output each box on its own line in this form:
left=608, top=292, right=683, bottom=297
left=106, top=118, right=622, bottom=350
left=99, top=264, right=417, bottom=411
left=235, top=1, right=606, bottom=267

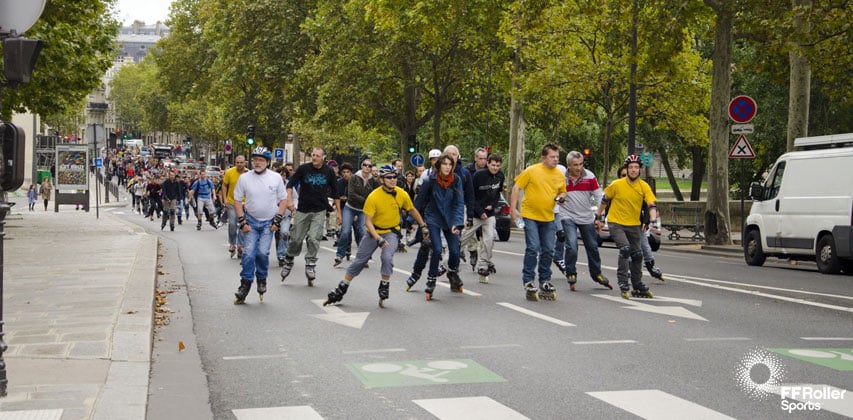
left=631, top=250, right=644, bottom=261
left=619, top=245, right=632, bottom=259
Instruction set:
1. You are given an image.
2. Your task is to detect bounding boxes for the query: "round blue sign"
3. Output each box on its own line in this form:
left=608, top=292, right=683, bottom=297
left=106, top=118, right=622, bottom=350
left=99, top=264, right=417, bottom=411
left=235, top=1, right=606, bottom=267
left=410, top=153, right=425, bottom=167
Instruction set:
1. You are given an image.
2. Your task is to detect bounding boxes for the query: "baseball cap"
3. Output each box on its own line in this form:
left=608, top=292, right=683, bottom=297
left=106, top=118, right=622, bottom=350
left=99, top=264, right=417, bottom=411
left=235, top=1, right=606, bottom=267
left=428, top=149, right=441, bottom=159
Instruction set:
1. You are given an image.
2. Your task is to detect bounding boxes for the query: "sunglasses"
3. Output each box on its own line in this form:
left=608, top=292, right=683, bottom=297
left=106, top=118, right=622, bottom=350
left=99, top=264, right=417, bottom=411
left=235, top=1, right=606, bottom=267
left=384, top=175, right=398, bottom=180
left=362, top=163, right=373, bottom=167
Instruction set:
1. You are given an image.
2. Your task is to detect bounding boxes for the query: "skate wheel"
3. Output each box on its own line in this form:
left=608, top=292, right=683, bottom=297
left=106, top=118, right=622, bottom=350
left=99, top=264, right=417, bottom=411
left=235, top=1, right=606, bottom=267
left=259, top=294, right=264, bottom=302
left=307, top=279, right=314, bottom=287
left=379, top=299, right=386, bottom=308
left=405, top=285, right=413, bottom=292
left=606, top=283, right=614, bottom=290
left=234, top=298, right=245, bottom=305
left=570, top=284, right=576, bottom=292
left=425, top=293, right=432, bottom=301
left=479, top=276, right=489, bottom=284
left=322, top=299, right=332, bottom=306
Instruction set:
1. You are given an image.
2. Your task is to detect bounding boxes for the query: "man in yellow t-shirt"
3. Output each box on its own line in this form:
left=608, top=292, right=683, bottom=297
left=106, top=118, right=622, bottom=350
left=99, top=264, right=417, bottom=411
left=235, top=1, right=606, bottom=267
left=323, top=164, right=427, bottom=308
left=595, top=154, right=658, bottom=299
left=509, top=143, right=567, bottom=300
left=219, top=156, right=248, bottom=257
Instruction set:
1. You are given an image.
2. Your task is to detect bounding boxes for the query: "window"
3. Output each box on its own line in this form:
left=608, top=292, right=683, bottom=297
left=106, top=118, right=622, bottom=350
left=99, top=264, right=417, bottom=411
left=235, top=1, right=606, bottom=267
left=764, top=161, right=786, bottom=200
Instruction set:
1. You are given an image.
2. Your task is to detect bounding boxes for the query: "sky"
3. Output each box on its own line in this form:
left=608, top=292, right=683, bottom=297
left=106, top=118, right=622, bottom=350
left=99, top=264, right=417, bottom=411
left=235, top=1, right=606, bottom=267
left=115, top=0, right=173, bottom=26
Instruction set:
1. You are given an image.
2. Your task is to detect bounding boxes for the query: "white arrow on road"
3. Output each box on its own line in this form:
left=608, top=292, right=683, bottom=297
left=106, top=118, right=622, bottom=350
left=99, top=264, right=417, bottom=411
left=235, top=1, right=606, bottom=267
left=593, top=294, right=708, bottom=321
left=310, top=299, right=370, bottom=329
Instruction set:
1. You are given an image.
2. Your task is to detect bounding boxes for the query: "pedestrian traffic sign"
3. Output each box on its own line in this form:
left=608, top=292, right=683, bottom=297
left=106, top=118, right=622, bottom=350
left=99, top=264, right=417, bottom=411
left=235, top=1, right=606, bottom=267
left=94, top=158, right=103, bottom=168
left=728, top=95, right=757, bottom=123
left=274, top=148, right=284, bottom=160
left=410, top=153, right=425, bottom=167
left=728, top=134, right=755, bottom=159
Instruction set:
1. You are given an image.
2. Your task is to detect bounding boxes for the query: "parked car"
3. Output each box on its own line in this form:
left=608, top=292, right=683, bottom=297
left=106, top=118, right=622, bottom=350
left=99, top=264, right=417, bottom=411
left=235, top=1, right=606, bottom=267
left=596, top=208, right=662, bottom=251
left=206, top=165, right=223, bottom=175
left=495, top=194, right=512, bottom=242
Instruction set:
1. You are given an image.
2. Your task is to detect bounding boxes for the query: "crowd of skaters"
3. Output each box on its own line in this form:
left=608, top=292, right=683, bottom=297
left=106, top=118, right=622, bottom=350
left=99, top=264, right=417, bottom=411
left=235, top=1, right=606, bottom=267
left=97, top=142, right=665, bottom=306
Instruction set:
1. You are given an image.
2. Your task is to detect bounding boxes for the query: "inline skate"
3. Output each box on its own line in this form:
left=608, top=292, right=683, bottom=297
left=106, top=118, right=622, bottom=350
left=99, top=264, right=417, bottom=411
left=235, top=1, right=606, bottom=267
left=539, top=281, right=557, bottom=301
left=323, top=281, right=349, bottom=306
left=378, top=280, right=390, bottom=308
left=524, top=281, right=538, bottom=301
left=234, top=279, right=252, bottom=304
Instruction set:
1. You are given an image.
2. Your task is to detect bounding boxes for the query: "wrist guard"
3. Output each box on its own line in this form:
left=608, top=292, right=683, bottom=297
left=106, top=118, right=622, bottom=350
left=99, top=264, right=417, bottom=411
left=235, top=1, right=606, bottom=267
left=272, top=214, right=283, bottom=228
left=238, top=216, right=247, bottom=228
left=377, top=237, right=387, bottom=248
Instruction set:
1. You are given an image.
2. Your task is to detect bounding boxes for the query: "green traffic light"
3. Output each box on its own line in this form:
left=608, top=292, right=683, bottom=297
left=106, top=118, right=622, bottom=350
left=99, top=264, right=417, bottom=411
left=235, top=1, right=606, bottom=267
left=408, top=147, right=415, bottom=153
left=248, top=138, right=255, bottom=145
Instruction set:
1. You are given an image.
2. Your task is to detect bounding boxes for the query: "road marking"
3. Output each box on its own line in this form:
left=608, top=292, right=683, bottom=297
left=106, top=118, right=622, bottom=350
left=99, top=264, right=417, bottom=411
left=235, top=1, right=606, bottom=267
left=496, top=303, right=575, bottom=327
left=348, top=359, right=505, bottom=388
left=801, top=337, right=853, bottom=341
left=593, top=294, right=708, bottom=321
left=223, top=354, right=289, bottom=361
left=770, top=384, right=853, bottom=418
left=460, top=344, right=523, bottom=349
left=652, top=296, right=703, bottom=307
left=233, top=406, right=324, bottom=419
left=0, top=410, right=63, bottom=420
left=309, top=299, right=369, bottom=329
left=342, top=348, right=406, bottom=354
left=665, top=273, right=853, bottom=301
left=573, top=340, right=637, bottom=345
left=493, top=249, right=523, bottom=257
left=413, top=396, right=529, bottom=420
left=390, top=267, right=482, bottom=297
left=587, top=389, right=736, bottom=419
left=684, top=337, right=751, bottom=342
left=664, top=275, right=853, bottom=313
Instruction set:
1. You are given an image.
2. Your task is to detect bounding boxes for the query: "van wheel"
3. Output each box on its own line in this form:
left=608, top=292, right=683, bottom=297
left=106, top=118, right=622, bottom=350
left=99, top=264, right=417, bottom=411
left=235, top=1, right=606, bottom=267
left=744, top=229, right=766, bottom=266
left=816, top=235, right=843, bottom=274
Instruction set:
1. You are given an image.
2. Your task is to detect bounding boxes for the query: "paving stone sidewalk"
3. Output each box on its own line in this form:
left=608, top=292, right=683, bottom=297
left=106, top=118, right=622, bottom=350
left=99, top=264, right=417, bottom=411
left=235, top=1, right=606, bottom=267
left=0, top=192, right=156, bottom=420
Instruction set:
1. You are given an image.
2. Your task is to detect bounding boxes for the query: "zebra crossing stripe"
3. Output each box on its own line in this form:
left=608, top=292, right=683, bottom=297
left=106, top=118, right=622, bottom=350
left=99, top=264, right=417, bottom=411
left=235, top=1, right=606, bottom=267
left=587, top=389, right=736, bottom=419
left=232, top=406, right=324, bottom=419
left=413, top=396, right=529, bottom=420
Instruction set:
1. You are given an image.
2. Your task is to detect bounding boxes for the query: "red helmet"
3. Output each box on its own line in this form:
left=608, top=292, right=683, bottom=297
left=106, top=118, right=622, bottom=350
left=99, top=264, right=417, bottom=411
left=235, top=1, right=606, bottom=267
left=624, top=154, right=643, bottom=168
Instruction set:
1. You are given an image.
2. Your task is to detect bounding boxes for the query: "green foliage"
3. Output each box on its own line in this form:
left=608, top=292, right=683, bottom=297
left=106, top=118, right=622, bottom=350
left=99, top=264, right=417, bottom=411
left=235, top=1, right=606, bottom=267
left=0, top=0, right=120, bottom=119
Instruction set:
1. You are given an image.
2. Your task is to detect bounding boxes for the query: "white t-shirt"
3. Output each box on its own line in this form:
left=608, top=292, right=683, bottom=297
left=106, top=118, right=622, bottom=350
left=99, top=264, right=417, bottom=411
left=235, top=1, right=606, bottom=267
left=234, top=169, right=287, bottom=221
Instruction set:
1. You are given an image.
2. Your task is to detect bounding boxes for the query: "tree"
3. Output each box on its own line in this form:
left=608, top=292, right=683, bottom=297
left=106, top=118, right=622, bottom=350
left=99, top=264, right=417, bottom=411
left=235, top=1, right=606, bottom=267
left=0, top=0, right=119, bottom=119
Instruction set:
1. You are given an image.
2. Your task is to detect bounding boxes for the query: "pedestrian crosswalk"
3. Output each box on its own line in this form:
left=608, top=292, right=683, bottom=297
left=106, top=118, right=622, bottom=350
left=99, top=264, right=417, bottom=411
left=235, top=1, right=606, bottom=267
left=229, top=389, right=742, bottom=419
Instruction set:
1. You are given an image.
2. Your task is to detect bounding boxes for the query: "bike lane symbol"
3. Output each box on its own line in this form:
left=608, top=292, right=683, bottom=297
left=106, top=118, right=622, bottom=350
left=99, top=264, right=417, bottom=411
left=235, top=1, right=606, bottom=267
left=348, top=359, right=506, bottom=388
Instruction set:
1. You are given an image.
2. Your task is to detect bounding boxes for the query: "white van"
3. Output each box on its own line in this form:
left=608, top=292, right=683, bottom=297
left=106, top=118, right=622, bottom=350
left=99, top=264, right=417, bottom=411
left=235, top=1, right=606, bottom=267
left=124, top=138, right=143, bottom=151
left=744, top=133, right=853, bottom=274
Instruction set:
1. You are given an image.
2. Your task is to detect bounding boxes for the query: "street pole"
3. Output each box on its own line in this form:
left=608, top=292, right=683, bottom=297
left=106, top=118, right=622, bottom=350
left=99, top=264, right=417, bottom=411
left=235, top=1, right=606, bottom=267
left=93, top=124, right=100, bottom=219
left=0, top=201, right=10, bottom=397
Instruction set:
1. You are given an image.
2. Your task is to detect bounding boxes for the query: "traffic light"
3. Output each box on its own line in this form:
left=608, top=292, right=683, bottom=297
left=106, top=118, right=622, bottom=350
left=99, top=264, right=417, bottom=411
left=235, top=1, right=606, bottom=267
left=0, top=121, right=26, bottom=191
left=406, top=134, right=417, bottom=154
left=186, top=136, right=192, bottom=146
left=3, top=37, right=43, bottom=87
left=246, top=125, right=255, bottom=145
left=582, top=148, right=592, bottom=168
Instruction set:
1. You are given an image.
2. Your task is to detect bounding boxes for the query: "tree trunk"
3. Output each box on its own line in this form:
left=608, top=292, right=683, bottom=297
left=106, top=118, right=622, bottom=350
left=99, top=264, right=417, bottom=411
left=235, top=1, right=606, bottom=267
left=507, top=87, right=525, bottom=191
left=690, top=145, right=705, bottom=201
left=786, top=0, right=811, bottom=152
left=704, top=7, right=733, bottom=244
left=659, top=146, right=683, bottom=201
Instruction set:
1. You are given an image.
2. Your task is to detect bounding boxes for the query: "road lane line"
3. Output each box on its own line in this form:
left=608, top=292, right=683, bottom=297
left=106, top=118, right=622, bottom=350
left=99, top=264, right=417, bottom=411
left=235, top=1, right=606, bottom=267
left=233, top=406, right=324, bottom=419
left=800, top=337, right=853, bottom=341
left=223, top=354, right=289, bottom=361
left=573, top=340, right=637, bottom=345
left=460, top=344, right=523, bottom=349
left=342, top=348, right=406, bottom=354
left=587, top=389, right=736, bottom=419
left=413, top=396, right=529, bottom=420
left=684, top=337, right=751, bottom=342
left=665, top=274, right=853, bottom=301
left=664, top=276, right=853, bottom=313
left=496, top=303, right=575, bottom=327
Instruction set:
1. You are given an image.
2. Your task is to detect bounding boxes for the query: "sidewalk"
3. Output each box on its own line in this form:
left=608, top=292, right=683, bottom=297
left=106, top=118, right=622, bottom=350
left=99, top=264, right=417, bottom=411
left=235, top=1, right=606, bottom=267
left=0, top=188, right=156, bottom=420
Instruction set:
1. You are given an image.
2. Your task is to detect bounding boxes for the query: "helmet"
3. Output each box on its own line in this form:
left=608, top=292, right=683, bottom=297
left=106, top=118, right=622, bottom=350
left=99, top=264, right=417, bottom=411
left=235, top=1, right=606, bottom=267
left=251, top=146, right=272, bottom=161
left=378, top=164, right=397, bottom=178
left=624, top=154, right=643, bottom=168
left=428, top=149, right=442, bottom=159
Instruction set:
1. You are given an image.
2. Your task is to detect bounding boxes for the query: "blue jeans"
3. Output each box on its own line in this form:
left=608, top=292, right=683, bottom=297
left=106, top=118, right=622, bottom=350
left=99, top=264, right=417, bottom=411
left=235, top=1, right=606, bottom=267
left=227, top=205, right=244, bottom=248
left=560, top=218, right=603, bottom=277
left=240, top=215, right=275, bottom=282
left=428, top=224, right=459, bottom=277
left=522, top=218, right=557, bottom=284
left=336, top=206, right=365, bottom=259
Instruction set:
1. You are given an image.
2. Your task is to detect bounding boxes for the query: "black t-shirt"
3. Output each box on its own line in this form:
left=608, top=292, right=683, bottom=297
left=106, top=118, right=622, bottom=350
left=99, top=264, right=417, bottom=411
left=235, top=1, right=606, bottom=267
left=287, top=163, right=339, bottom=213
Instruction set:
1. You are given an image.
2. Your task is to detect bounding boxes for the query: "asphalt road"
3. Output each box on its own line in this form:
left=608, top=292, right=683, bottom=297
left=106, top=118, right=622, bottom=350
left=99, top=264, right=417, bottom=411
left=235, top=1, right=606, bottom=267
left=113, top=208, right=853, bottom=420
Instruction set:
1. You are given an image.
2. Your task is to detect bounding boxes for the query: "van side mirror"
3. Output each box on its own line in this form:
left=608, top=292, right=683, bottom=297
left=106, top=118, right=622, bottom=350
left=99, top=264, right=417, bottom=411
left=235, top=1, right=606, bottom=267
left=748, top=182, right=764, bottom=201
